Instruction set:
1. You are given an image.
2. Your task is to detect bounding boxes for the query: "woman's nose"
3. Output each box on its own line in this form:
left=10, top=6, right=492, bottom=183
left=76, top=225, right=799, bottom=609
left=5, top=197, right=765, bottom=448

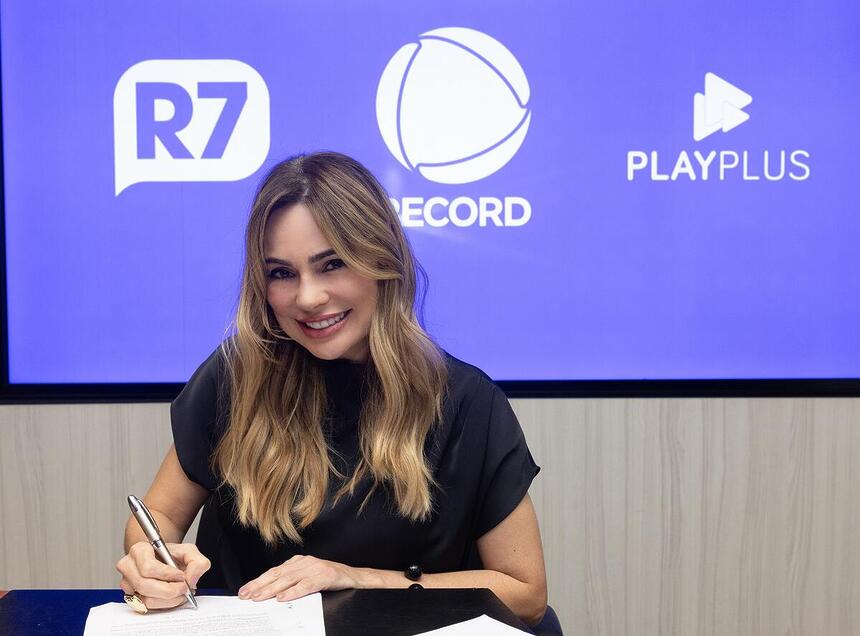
left=295, top=276, right=329, bottom=311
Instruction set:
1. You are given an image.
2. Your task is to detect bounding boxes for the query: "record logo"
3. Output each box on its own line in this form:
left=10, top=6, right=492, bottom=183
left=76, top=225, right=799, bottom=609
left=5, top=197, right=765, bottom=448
left=376, top=28, right=531, bottom=184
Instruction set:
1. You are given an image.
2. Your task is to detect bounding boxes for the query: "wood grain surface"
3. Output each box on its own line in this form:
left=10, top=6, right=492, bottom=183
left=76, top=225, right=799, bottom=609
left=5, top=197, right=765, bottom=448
left=1, top=398, right=859, bottom=635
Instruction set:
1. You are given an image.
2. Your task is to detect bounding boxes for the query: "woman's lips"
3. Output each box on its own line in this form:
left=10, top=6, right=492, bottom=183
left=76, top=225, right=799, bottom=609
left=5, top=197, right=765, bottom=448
left=296, top=309, right=351, bottom=339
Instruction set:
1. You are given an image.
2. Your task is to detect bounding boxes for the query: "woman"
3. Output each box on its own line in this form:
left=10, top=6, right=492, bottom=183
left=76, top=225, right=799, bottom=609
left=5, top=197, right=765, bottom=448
left=116, top=152, right=547, bottom=625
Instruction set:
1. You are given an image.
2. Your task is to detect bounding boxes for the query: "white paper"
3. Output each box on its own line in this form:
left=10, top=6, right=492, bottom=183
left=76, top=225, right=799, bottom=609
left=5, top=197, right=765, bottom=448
left=412, top=614, right=530, bottom=635
left=84, top=593, right=325, bottom=636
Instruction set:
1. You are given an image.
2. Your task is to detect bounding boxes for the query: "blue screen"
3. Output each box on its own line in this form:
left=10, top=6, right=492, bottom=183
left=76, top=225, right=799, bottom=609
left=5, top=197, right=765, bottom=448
left=2, top=0, right=859, bottom=382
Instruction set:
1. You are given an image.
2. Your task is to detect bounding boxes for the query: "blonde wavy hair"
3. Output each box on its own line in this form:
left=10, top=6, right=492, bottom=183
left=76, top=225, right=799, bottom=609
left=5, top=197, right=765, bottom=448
left=213, top=152, right=448, bottom=545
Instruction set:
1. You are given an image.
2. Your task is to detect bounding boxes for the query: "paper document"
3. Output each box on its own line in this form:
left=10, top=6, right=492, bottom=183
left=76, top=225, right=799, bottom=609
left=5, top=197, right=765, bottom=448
left=413, top=614, right=529, bottom=635
left=84, top=593, right=325, bottom=635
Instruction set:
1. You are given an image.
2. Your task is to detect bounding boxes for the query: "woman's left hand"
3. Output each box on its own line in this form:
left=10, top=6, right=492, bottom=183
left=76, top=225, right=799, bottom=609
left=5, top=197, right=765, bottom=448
left=238, top=555, right=364, bottom=602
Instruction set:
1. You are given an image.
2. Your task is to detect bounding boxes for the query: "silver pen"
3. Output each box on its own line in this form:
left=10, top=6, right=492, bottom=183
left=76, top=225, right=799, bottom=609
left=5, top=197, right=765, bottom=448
left=127, top=494, right=198, bottom=609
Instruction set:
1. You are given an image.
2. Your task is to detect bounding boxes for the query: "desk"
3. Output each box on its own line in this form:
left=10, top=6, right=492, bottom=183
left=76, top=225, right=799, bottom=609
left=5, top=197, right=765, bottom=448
left=0, top=588, right=533, bottom=635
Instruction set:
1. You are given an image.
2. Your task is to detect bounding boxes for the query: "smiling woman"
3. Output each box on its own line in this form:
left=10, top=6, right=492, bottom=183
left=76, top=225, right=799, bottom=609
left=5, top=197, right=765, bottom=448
left=116, top=152, right=549, bottom=626
left=263, top=204, right=379, bottom=363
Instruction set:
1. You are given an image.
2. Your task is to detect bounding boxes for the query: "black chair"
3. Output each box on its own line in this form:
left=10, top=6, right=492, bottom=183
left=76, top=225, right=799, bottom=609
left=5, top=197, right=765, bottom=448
left=534, top=604, right=564, bottom=635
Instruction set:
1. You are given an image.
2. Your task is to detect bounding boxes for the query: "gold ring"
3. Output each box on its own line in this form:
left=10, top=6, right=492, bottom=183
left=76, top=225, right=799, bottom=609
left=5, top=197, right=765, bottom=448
left=124, top=593, right=149, bottom=614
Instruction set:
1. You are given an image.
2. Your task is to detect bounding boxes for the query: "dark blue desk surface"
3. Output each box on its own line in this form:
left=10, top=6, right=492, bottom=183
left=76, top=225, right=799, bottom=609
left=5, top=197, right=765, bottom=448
left=0, top=588, right=533, bottom=635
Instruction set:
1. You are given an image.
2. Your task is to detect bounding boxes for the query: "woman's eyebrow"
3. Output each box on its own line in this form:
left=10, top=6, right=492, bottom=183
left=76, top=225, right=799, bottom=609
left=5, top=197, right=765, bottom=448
left=265, top=249, right=336, bottom=267
left=308, top=249, right=336, bottom=264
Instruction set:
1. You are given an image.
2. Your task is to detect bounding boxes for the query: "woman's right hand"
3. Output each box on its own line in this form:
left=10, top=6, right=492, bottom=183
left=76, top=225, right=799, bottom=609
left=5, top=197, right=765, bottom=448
left=116, top=542, right=211, bottom=610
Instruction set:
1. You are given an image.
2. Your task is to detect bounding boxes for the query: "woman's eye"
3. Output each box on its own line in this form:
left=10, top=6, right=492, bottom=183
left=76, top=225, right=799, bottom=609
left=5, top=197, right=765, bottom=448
left=322, top=258, right=346, bottom=272
left=268, top=268, right=295, bottom=280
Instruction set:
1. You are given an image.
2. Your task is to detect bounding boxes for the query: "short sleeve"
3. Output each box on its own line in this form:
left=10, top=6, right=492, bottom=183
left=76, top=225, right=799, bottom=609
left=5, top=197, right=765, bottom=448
left=170, top=348, right=228, bottom=491
left=473, top=379, right=541, bottom=537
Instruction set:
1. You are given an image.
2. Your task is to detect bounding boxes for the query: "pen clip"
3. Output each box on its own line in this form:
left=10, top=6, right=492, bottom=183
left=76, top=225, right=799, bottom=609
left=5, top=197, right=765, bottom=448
left=137, top=498, right=161, bottom=535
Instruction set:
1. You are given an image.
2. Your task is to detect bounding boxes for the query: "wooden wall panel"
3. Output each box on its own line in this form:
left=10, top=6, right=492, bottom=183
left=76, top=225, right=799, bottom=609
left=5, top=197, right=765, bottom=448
left=0, top=404, right=174, bottom=588
left=513, top=398, right=860, bottom=636
left=2, top=397, right=859, bottom=635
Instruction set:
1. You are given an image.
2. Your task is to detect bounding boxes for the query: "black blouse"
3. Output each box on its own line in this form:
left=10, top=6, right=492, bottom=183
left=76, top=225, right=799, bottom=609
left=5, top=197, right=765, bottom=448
left=171, top=348, right=540, bottom=592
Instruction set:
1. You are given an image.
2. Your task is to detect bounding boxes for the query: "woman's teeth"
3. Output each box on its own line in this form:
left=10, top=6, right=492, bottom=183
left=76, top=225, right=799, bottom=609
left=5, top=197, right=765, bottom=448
left=304, top=312, right=346, bottom=330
